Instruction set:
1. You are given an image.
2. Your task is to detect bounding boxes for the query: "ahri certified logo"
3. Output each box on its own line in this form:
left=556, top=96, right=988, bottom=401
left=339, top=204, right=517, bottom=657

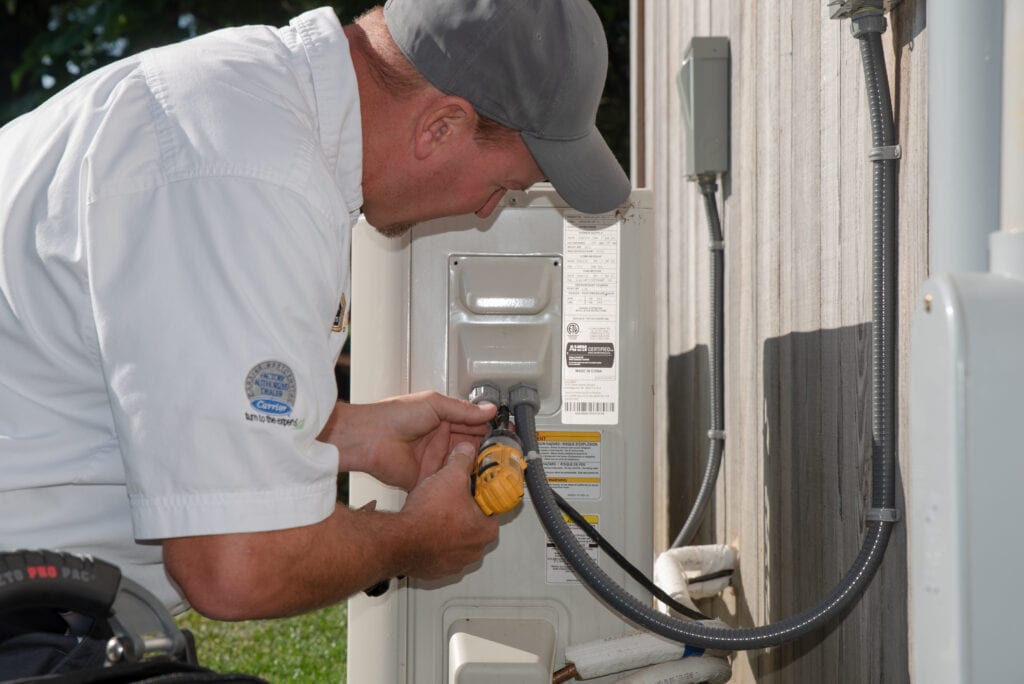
left=244, top=360, right=301, bottom=427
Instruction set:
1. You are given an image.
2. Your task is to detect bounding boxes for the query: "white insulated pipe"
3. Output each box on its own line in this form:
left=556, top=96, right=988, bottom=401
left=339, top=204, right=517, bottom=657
left=928, top=0, right=1004, bottom=274
left=563, top=629, right=731, bottom=680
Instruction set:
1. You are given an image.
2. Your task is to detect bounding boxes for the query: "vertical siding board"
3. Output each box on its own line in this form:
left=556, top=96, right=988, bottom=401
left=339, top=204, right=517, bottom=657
left=754, top=9, right=783, bottom=676
left=682, top=2, right=703, bottom=533
left=885, top=6, right=925, bottom=679
left=687, top=0, right=711, bottom=547
left=835, top=27, right=879, bottom=684
left=766, top=2, right=796, bottom=678
left=719, top=4, right=765, bottom=683
left=837, top=14, right=882, bottom=684
left=819, top=31, right=846, bottom=680
left=719, top=3, right=764, bottom=681
left=820, top=8, right=851, bottom=684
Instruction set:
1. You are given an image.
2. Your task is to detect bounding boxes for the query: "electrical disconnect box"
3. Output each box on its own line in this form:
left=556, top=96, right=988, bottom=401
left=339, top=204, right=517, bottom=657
left=677, top=37, right=730, bottom=179
left=909, top=270, right=1024, bottom=683
left=347, top=187, right=655, bottom=683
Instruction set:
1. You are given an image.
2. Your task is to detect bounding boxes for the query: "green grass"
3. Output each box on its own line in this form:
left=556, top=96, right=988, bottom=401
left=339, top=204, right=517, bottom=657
left=175, top=603, right=347, bottom=682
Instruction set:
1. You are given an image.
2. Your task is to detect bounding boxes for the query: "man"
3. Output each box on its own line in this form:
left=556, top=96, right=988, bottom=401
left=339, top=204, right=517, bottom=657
left=0, top=0, right=629, bottom=648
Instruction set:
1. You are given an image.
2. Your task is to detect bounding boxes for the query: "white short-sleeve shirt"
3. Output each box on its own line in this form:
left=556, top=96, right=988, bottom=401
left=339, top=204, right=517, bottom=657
left=0, top=7, right=361, bottom=612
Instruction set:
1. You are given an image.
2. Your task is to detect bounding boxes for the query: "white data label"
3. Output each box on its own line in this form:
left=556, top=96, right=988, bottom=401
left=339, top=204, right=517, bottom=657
left=562, top=213, right=620, bottom=425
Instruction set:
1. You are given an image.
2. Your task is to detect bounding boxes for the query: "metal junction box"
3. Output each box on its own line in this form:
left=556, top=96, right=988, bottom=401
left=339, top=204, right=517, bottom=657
left=677, top=36, right=730, bottom=179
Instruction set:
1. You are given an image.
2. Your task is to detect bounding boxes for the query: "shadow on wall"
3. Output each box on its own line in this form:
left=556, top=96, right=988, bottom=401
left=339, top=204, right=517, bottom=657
left=665, top=344, right=712, bottom=547
left=666, top=324, right=908, bottom=681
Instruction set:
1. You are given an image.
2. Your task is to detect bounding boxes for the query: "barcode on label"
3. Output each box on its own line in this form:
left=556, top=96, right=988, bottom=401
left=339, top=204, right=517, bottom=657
left=564, top=401, right=615, bottom=413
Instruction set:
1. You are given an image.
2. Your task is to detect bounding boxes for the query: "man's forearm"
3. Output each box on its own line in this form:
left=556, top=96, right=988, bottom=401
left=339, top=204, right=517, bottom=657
left=164, top=440, right=498, bottom=620
left=163, top=503, right=417, bottom=620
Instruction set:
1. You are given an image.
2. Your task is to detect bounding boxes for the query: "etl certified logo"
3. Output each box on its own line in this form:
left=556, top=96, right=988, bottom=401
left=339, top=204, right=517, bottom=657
left=245, top=360, right=297, bottom=415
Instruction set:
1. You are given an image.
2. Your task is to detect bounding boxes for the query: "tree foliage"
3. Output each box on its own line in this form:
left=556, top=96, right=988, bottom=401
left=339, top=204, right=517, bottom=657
left=1, top=0, right=630, bottom=171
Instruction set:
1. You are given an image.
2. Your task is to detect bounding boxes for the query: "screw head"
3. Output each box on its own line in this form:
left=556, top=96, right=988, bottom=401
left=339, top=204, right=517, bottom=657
left=105, top=637, right=125, bottom=664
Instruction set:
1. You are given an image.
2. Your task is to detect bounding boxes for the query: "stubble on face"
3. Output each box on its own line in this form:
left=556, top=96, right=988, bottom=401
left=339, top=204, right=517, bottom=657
left=372, top=221, right=416, bottom=238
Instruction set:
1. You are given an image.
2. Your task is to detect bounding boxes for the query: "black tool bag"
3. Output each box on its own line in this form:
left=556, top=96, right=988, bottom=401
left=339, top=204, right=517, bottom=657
left=0, top=550, right=268, bottom=684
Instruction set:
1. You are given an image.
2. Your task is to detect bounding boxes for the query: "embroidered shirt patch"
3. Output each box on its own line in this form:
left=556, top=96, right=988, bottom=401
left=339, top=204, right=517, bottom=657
left=244, top=360, right=296, bottom=415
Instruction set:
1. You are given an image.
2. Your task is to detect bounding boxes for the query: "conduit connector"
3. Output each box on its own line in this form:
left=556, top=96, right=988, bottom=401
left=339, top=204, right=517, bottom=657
left=508, top=383, right=540, bottom=413
left=851, top=13, right=887, bottom=38
left=828, top=0, right=900, bottom=21
left=468, top=381, right=501, bottom=407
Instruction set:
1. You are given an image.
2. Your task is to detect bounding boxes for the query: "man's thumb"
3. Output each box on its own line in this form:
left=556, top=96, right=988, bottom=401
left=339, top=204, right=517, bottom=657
left=446, top=442, right=476, bottom=469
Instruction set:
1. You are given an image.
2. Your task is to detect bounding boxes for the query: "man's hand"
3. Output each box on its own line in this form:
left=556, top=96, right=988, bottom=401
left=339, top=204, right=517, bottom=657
left=319, top=391, right=497, bottom=490
left=396, top=442, right=500, bottom=579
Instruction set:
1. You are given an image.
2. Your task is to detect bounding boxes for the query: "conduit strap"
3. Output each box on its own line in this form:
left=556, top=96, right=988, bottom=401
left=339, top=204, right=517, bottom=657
left=869, top=144, right=901, bottom=161
left=708, top=240, right=725, bottom=251
left=865, top=507, right=901, bottom=523
left=706, top=430, right=727, bottom=441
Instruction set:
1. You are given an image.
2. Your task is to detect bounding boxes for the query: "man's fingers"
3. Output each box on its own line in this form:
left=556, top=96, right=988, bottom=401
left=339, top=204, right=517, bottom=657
left=427, top=392, right=497, bottom=426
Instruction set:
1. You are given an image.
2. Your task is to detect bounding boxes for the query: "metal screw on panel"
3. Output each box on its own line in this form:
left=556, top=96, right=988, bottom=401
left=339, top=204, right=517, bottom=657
left=106, top=636, right=126, bottom=664
left=923, top=293, right=933, bottom=313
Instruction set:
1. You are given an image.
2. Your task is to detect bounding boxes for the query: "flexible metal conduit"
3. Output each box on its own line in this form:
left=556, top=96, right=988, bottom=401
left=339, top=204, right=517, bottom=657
left=671, top=177, right=725, bottom=549
left=519, top=15, right=898, bottom=650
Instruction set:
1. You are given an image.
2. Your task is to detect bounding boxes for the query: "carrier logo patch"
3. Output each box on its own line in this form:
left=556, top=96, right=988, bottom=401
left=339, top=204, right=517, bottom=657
left=245, top=360, right=296, bottom=416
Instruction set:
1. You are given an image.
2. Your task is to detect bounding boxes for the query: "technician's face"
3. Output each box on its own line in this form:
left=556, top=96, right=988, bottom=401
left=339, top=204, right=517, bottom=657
left=371, top=135, right=545, bottom=237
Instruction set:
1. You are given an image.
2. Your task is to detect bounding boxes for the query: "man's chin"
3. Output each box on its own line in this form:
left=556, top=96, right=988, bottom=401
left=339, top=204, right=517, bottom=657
left=370, top=220, right=416, bottom=238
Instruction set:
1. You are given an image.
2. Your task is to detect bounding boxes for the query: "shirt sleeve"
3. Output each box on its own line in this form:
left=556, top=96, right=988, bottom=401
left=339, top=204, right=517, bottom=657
left=86, top=175, right=347, bottom=540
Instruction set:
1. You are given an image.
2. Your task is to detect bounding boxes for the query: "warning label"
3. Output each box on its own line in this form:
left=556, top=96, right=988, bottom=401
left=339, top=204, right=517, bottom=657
left=536, top=430, right=601, bottom=500
left=546, top=513, right=600, bottom=584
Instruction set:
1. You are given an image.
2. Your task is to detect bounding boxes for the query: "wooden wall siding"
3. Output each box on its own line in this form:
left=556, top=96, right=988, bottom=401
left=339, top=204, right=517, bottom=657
left=641, top=2, right=927, bottom=682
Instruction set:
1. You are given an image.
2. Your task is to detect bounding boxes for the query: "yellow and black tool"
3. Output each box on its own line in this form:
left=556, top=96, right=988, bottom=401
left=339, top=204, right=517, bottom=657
left=471, top=405, right=527, bottom=516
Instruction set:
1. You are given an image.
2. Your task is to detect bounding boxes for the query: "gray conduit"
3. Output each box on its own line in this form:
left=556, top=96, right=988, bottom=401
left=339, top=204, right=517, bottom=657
left=671, top=177, right=725, bottom=549
left=519, top=15, right=898, bottom=651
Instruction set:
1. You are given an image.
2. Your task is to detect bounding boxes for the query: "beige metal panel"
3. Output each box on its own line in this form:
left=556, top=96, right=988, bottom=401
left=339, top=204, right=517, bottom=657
left=639, top=1, right=926, bottom=681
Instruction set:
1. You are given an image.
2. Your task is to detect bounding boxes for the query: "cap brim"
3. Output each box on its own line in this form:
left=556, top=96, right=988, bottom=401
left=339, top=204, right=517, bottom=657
left=522, top=127, right=631, bottom=214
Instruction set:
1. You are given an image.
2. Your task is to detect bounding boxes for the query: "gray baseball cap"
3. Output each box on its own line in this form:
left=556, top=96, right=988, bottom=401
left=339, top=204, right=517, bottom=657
left=383, top=0, right=631, bottom=214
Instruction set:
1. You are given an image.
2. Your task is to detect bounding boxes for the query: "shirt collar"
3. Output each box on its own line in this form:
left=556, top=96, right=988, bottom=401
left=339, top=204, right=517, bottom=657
left=288, top=8, right=363, bottom=219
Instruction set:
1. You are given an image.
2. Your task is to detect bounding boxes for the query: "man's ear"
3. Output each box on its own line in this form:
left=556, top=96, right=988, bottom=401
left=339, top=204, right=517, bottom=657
left=414, top=97, right=474, bottom=161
